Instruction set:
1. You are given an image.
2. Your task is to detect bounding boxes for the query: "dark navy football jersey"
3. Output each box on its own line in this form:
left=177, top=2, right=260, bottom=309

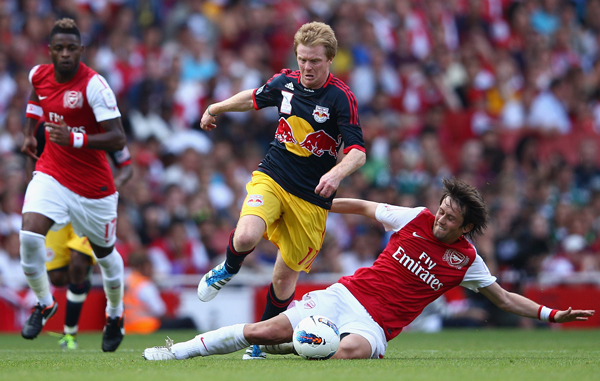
left=252, top=69, right=365, bottom=209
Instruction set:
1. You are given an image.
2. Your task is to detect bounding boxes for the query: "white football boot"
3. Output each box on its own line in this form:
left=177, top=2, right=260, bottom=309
left=143, top=337, right=176, bottom=361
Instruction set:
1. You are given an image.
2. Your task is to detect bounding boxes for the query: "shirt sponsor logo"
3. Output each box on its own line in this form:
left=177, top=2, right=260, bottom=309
left=312, top=105, right=330, bottom=123
left=392, top=246, right=443, bottom=291
left=275, top=118, right=297, bottom=144
left=285, top=82, right=294, bottom=91
left=443, top=249, right=469, bottom=269
left=63, top=90, right=83, bottom=109
left=299, top=130, right=341, bottom=158
left=246, top=194, right=264, bottom=207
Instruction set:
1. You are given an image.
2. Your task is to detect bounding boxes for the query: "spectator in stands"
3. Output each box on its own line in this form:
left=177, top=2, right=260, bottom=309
left=147, top=219, right=209, bottom=277
left=528, top=77, right=572, bottom=135
left=124, top=251, right=196, bottom=334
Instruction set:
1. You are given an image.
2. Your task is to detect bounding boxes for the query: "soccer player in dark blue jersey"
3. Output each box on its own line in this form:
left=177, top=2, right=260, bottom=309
left=197, top=22, right=366, bottom=359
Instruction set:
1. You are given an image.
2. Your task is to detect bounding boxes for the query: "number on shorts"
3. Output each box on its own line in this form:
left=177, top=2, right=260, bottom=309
left=104, top=218, right=117, bottom=243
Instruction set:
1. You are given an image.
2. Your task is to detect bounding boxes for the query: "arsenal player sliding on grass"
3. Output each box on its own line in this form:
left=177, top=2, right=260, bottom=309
left=143, top=178, right=594, bottom=361
left=20, top=18, right=127, bottom=352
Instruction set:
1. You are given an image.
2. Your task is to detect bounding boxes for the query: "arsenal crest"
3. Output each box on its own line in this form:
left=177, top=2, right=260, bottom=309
left=443, top=249, right=469, bottom=269
left=313, top=105, right=330, bottom=123
left=63, top=90, right=83, bottom=109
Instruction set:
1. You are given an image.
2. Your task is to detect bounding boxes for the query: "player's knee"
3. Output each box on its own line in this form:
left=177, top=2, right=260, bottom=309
left=69, top=252, right=91, bottom=284
left=19, top=230, right=45, bottom=252
left=333, top=335, right=372, bottom=359
left=19, top=230, right=46, bottom=262
left=48, top=270, right=69, bottom=287
left=231, top=231, right=259, bottom=252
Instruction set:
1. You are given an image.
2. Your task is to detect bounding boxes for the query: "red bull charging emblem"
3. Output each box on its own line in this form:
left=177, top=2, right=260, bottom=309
left=300, top=130, right=341, bottom=158
left=246, top=194, right=264, bottom=207
left=312, top=105, right=330, bottom=123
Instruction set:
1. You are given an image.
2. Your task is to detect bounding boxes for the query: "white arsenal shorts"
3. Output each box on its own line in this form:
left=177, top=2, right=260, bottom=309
left=22, top=172, right=118, bottom=248
left=283, top=283, right=387, bottom=359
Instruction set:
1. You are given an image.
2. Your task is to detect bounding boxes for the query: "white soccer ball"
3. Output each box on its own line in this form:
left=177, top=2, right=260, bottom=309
left=293, top=315, right=340, bottom=360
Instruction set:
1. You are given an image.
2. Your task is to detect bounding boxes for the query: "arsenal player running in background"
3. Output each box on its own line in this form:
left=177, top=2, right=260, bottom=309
left=143, top=178, right=594, bottom=361
left=20, top=18, right=127, bottom=352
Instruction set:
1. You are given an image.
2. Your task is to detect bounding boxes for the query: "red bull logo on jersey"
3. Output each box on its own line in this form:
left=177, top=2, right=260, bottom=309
left=443, top=249, right=469, bottom=269
left=275, top=118, right=298, bottom=144
left=312, top=105, right=330, bottom=123
left=246, top=194, right=264, bottom=207
left=300, top=130, right=341, bottom=158
left=275, top=115, right=341, bottom=158
left=63, top=90, right=83, bottom=109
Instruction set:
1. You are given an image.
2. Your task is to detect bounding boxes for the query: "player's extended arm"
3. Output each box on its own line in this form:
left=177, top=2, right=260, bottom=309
left=331, top=198, right=378, bottom=221
left=315, top=148, right=366, bottom=198
left=21, top=91, right=40, bottom=160
left=45, top=117, right=126, bottom=151
left=479, top=282, right=595, bottom=323
left=200, top=89, right=255, bottom=131
left=113, top=162, right=133, bottom=188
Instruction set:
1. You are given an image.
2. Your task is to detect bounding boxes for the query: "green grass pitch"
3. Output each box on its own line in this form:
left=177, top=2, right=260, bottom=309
left=1, top=329, right=599, bottom=381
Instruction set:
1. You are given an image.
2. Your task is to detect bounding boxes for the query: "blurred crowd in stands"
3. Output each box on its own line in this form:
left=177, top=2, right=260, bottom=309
left=1, top=0, right=600, bottom=327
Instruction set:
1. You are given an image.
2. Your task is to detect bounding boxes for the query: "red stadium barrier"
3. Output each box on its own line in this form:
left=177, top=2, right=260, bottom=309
left=523, top=284, right=600, bottom=329
left=2, top=283, right=597, bottom=332
left=0, top=288, right=181, bottom=333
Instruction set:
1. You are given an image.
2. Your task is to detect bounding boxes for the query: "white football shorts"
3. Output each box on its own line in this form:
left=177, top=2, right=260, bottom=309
left=283, top=283, right=387, bottom=359
left=22, top=171, right=118, bottom=247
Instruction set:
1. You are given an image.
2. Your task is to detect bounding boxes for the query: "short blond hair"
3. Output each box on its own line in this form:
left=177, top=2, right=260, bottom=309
left=293, top=22, right=337, bottom=60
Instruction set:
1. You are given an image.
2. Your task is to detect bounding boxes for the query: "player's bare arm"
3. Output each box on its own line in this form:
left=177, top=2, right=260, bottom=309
left=331, top=198, right=378, bottom=220
left=21, top=91, right=40, bottom=160
left=315, top=148, right=366, bottom=198
left=113, top=163, right=133, bottom=188
left=479, top=282, right=595, bottom=322
left=200, top=89, right=255, bottom=131
left=45, top=117, right=126, bottom=151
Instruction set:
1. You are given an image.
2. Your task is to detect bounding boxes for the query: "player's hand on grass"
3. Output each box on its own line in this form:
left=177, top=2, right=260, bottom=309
left=21, top=135, right=39, bottom=160
left=46, top=118, right=71, bottom=146
left=554, top=307, right=595, bottom=323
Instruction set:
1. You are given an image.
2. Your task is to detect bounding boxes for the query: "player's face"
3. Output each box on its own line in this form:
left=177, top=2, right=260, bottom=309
left=432, top=197, right=472, bottom=244
left=297, top=43, right=332, bottom=89
left=49, top=33, right=83, bottom=76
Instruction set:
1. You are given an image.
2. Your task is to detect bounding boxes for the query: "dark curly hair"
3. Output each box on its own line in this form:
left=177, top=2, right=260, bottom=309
left=440, top=177, right=489, bottom=240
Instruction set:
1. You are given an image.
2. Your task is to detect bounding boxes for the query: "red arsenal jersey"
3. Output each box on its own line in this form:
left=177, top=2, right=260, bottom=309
left=339, top=204, right=496, bottom=341
left=29, top=63, right=121, bottom=199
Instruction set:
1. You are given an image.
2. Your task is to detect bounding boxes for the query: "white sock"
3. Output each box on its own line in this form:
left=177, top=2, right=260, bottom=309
left=20, top=231, right=53, bottom=306
left=28, top=273, right=54, bottom=307
left=96, top=249, right=124, bottom=317
left=171, top=324, right=249, bottom=359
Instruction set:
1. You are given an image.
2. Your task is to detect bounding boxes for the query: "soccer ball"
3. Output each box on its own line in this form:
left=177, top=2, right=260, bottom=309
left=293, top=315, right=340, bottom=360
